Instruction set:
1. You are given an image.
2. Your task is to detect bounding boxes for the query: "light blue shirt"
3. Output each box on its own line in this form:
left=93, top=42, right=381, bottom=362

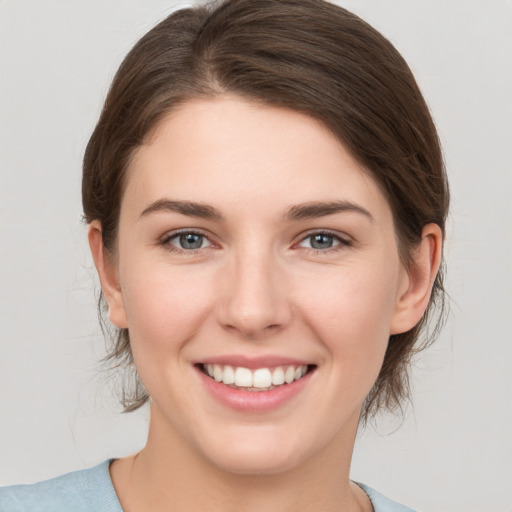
left=0, top=460, right=416, bottom=512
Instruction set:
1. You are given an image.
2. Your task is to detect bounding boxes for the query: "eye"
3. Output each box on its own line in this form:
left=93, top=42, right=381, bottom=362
left=164, top=231, right=212, bottom=251
left=297, top=232, right=350, bottom=251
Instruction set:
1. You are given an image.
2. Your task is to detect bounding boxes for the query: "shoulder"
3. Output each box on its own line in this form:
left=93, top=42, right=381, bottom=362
left=357, top=482, right=417, bottom=512
left=0, top=460, right=123, bottom=512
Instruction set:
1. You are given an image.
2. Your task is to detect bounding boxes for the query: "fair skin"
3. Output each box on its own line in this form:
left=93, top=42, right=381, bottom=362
left=89, top=96, right=442, bottom=512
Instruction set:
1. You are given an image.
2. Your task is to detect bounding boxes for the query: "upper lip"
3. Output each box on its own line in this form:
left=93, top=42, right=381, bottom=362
left=196, top=355, right=314, bottom=369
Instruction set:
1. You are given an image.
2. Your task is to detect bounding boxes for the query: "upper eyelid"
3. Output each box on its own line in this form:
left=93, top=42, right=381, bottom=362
left=158, top=228, right=351, bottom=248
left=295, top=229, right=352, bottom=243
left=160, top=230, right=217, bottom=254
left=161, top=228, right=212, bottom=242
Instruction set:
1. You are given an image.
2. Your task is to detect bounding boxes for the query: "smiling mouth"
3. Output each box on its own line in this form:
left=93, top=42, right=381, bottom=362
left=199, top=363, right=315, bottom=391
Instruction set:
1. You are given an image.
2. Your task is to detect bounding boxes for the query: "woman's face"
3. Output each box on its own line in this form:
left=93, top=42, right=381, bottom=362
left=105, top=96, right=412, bottom=474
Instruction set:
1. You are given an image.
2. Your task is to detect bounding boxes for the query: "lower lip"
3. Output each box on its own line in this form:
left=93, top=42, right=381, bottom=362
left=196, top=367, right=313, bottom=412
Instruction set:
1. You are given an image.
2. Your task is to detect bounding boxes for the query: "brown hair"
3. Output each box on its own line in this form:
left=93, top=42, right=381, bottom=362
left=83, top=0, right=449, bottom=421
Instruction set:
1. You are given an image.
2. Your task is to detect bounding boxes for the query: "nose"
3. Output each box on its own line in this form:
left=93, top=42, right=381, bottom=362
left=216, top=247, right=292, bottom=339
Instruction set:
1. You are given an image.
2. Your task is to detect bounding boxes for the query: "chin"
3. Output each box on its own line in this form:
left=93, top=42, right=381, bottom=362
left=198, top=427, right=311, bottom=476
left=211, top=448, right=303, bottom=476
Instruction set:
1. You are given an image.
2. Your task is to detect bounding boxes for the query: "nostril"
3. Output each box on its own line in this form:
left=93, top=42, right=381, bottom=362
left=215, top=266, right=292, bottom=336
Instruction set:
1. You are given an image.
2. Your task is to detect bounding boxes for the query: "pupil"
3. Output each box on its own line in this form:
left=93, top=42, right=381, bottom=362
left=311, top=234, right=333, bottom=249
left=180, top=233, right=203, bottom=249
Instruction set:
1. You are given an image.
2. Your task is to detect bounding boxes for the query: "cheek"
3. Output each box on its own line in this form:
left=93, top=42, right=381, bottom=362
left=119, top=260, right=214, bottom=356
left=297, top=261, right=400, bottom=372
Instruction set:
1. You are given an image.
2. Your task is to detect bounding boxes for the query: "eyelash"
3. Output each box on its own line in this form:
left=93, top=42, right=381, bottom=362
left=159, top=229, right=352, bottom=254
left=296, top=230, right=352, bottom=254
left=160, top=229, right=214, bottom=254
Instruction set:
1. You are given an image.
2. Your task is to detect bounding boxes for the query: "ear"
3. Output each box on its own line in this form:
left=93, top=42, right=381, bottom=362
left=390, top=223, right=443, bottom=335
left=88, top=220, right=128, bottom=329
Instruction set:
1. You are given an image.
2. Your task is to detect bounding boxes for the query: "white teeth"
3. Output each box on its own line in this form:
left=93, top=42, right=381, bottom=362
left=272, top=367, right=285, bottom=385
left=213, top=364, right=223, bottom=382
left=294, top=366, right=308, bottom=379
left=234, top=367, right=253, bottom=387
left=253, top=368, right=272, bottom=388
left=203, top=363, right=310, bottom=389
left=284, top=366, right=295, bottom=384
left=222, top=365, right=235, bottom=385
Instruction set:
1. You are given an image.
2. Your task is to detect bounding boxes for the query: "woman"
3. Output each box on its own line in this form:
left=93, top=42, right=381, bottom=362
left=0, top=0, right=448, bottom=510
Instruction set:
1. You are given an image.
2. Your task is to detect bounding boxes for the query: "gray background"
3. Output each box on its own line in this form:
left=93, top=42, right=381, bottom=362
left=1, top=1, right=511, bottom=511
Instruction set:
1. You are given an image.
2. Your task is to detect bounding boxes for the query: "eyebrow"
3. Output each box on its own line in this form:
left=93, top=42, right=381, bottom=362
left=139, top=198, right=373, bottom=223
left=284, top=200, right=374, bottom=222
left=139, top=199, right=223, bottom=220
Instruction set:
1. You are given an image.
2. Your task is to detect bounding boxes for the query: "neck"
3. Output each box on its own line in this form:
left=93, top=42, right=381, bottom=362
left=111, top=404, right=367, bottom=512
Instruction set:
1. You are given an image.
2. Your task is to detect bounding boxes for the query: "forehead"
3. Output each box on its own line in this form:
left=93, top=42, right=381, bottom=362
left=123, top=95, right=391, bottom=222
